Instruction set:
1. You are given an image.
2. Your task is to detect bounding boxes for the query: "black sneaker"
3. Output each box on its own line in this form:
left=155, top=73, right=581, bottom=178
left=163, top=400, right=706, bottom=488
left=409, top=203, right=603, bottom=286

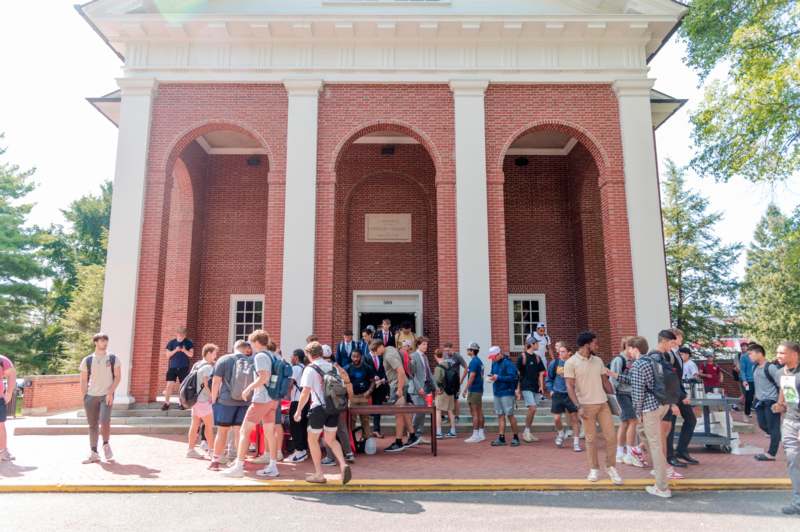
left=403, top=434, right=421, bottom=449
left=511, top=436, right=521, bottom=447
left=161, top=403, right=170, bottom=411
left=345, top=453, right=355, bottom=463
left=384, top=442, right=405, bottom=453
left=781, top=505, right=800, bottom=516
left=490, top=436, right=506, bottom=447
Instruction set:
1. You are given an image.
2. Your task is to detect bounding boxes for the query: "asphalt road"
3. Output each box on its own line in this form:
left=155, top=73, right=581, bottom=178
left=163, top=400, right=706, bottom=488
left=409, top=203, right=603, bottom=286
left=5, top=490, right=796, bottom=531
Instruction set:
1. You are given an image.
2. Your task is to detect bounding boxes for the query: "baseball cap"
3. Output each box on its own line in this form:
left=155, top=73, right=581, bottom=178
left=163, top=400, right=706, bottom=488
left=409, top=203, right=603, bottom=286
left=322, top=344, right=333, bottom=359
left=487, top=346, right=502, bottom=360
left=467, top=342, right=480, bottom=351
left=365, top=325, right=376, bottom=333
left=536, top=322, right=546, bottom=329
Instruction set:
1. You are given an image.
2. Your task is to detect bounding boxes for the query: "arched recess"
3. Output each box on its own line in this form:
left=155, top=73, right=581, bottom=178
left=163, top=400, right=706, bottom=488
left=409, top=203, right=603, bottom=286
left=494, top=121, right=614, bottom=356
left=144, top=122, right=272, bottom=401
left=322, top=123, right=442, bottom=346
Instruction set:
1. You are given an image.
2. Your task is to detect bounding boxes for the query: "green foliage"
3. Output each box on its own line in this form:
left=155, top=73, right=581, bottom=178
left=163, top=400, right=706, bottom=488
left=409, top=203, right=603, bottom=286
left=662, top=160, right=741, bottom=342
left=0, top=135, right=44, bottom=369
left=681, top=0, right=800, bottom=182
left=740, top=205, right=800, bottom=353
left=59, top=264, right=105, bottom=372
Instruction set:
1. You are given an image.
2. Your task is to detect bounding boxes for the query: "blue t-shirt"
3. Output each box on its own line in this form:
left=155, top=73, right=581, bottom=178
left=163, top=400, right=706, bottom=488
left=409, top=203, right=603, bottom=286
left=166, top=338, right=193, bottom=369
left=739, top=352, right=756, bottom=382
left=348, top=362, right=375, bottom=395
left=467, top=356, right=484, bottom=393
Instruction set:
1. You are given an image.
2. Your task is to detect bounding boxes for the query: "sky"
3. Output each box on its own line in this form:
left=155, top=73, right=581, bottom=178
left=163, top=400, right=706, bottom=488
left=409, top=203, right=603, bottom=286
left=1, top=0, right=798, bottom=279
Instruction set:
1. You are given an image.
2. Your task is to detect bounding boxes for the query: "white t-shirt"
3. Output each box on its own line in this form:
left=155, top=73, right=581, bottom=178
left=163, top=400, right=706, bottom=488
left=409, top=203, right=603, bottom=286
left=300, top=359, right=333, bottom=409
left=291, top=364, right=304, bottom=402
left=682, top=359, right=699, bottom=380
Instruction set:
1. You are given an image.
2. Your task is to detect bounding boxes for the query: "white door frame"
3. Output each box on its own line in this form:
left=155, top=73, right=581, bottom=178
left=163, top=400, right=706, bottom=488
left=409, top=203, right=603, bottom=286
left=352, top=290, right=423, bottom=335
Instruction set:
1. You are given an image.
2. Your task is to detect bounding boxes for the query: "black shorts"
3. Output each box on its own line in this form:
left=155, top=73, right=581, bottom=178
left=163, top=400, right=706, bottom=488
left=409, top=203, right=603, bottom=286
left=0, top=398, right=7, bottom=423
left=551, top=392, right=577, bottom=414
left=166, top=366, right=190, bottom=382
left=662, top=408, right=676, bottom=422
left=308, top=405, right=339, bottom=433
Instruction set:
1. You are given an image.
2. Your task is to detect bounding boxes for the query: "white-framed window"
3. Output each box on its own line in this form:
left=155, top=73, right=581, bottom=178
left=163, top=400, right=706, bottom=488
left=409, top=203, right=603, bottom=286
left=508, top=294, right=547, bottom=352
left=229, top=295, right=264, bottom=351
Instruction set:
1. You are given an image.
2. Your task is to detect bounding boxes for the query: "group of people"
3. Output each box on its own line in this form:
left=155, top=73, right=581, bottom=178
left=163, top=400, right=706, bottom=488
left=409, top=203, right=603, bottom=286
left=1, top=319, right=799, bottom=514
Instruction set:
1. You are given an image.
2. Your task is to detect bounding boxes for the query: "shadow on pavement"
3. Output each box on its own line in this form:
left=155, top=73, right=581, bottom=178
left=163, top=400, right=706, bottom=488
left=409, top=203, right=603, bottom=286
left=98, top=461, right=160, bottom=479
left=292, top=494, right=425, bottom=515
left=0, top=462, right=38, bottom=478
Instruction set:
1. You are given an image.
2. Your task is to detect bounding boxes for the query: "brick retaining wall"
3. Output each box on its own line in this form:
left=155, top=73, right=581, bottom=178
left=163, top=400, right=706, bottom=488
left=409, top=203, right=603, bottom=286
left=22, top=374, right=83, bottom=415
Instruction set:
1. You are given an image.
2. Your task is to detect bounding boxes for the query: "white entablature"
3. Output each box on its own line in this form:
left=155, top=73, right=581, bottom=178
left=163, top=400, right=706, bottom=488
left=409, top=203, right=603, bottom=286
left=79, top=0, right=686, bottom=83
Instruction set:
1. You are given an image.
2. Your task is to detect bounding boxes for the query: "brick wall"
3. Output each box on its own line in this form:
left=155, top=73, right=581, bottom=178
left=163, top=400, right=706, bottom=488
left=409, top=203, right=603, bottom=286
left=332, top=144, right=439, bottom=345
left=484, top=84, right=636, bottom=358
left=22, top=375, right=83, bottom=414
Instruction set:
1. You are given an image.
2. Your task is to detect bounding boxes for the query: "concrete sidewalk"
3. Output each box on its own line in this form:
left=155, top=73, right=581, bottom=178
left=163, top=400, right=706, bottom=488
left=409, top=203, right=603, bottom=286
left=0, top=416, right=790, bottom=492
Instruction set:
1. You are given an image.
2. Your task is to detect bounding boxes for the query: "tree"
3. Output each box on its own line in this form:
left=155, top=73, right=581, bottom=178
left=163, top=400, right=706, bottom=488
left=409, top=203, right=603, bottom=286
left=680, top=0, right=800, bottom=182
left=58, top=264, right=105, bottom=372
left=662, top=160, right=741, bottom=342
left=0, top=134, right=44, bottom=368
left=740, top=205, right=800, bottom=353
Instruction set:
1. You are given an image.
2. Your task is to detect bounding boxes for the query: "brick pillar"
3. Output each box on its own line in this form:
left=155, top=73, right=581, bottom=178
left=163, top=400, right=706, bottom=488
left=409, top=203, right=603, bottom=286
left=434, top=180, right=459, bottom=350
left=486, top=179, right=509, bottom=352
left=265, top=180, right=286, bottom=345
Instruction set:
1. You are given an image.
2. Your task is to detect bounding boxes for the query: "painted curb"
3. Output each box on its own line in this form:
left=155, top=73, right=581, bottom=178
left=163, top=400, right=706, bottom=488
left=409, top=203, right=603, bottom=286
left=0, top=478, right=790, bottom=493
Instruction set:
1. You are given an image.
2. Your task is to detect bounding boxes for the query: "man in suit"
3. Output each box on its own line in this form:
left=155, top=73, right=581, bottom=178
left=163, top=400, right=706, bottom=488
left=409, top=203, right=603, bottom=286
left=665, top=328, right=699, bottom=468
left=375, top=319, right=395, bottom=348
left=359, top=325, right=375, bottom=358
left=336, top=331, right=358, bottom=369
left=365, top=334, right=388, bottom=438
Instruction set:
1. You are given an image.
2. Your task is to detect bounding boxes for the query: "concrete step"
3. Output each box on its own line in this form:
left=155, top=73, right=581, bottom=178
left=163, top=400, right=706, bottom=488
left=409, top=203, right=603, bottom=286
left=15, top=425, right=187, bottom=436
left=47, top=416, right=190, bottom=426
left=78, top=409, right=192, bottom=418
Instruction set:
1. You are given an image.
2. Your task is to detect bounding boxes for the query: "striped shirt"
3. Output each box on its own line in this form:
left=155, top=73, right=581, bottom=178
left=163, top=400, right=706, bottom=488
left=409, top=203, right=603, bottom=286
left=631, top=355, right=661, bottom=417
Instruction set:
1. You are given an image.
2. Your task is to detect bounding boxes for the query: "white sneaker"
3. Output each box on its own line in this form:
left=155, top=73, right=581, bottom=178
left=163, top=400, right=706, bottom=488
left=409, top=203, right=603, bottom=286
left=436, top=432, right=444, bottom=440
left=186, top=448, right=204, bottom=459
left=102, top=443, right=114, bottom=462
left=199, top=441, right=209, bottom=452
left=464, top=432, right=478, bottom=443
left=290, top=450, right=308, bottom=463
left=616, top=452, right=625, bottom=463
left=282, top=452, right=297, bottom=463
left=0, top=449, right=15, bottom=461
left=645, top=485, right=672, bottom=498
left=573, top=440, right=583, bottom=452
left=222, top=463, right=245, bottom=478
left=82, top=452, right=101, bottom=464
left=251, top=453, right=270, bottom=464
left=475, top=431, right=486, bottom=442
left=623, top=453, right=644, bottom=468
left=522, top=429, right=533, bottom=443
left=554, top=431, right=565, bottom=447
left=587, top=469, right=600, bottom=482
left=606, top=466, right=623, bottom=485
left=256, top=464, right=279, bottom=478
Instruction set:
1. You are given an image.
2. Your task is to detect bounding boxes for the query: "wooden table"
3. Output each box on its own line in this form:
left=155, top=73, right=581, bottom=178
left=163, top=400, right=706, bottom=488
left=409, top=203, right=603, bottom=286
left=348, top=404, right=438, bottom=456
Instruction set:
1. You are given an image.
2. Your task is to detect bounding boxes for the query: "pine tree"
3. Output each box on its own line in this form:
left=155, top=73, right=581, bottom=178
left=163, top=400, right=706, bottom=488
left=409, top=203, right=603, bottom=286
left=740, top=205, right=800, bottom=353
left=0, top=135, right=44, bottom=365
left=661, top=160, right=741, bottom=343
left=58, top=264, right=105, bottom=372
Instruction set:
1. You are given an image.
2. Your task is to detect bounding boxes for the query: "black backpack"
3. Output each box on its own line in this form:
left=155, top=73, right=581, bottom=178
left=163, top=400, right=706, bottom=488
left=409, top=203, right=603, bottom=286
left=440, top=363, right=461, bottom=396
left=86, top=354, right=117, bottom=383
left=180, top=362, right=210, bottom=408
left=648, top=352, right=681, bottom=405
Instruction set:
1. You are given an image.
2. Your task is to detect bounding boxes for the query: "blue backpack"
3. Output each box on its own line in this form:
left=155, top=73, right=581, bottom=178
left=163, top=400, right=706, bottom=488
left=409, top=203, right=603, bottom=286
left=265, top=352, right=293, bottom=400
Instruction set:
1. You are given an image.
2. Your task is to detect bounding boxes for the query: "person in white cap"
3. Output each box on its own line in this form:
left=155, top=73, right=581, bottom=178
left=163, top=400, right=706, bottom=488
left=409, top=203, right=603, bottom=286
left=488, top=346, right=521, bottom=447
left=462, top=342, right=485, bottom=442
left=526, top=323, right=554, bottom=369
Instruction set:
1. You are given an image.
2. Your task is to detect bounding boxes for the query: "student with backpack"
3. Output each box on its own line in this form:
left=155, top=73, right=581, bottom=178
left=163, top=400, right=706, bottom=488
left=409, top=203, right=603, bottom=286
left=224, top=330, right=284, bottom=478
left=0, top=353, right=17, bottom=462
left=629, top=335, right=671, bottom=498
left=79, top=332, right=121, bottom=464
left=294, top=341, right=352, bottom=485
left=433, top=349, right=457, bottom=439
left=516, top=339, right=546, bottom=443
left=185, top=343, right=219, bottom=459
left=747, top=343, right=782, bottom=461
left=208, top=340, right=253, bottom=471
left=609, top=337, right=643, bottom=467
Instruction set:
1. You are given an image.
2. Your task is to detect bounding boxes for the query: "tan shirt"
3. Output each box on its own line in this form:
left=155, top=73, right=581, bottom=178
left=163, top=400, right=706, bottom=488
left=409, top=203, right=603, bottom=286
left=563, top=353, right=608, bottom=405
left=80, top=353, right=115, bottom=397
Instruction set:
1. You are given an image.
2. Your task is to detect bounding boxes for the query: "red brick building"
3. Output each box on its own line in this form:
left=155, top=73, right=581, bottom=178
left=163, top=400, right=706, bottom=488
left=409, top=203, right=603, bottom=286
left=81, top=0, right=686, bottom=404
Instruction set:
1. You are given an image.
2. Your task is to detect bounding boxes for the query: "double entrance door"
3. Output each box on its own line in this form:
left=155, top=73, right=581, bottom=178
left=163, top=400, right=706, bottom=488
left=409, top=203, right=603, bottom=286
left=353, top=290, right=422, bottom=337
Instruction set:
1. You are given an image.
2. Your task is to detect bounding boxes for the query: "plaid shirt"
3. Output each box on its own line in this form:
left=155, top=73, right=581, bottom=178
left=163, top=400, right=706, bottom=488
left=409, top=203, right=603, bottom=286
left=631, top=355, right=661, bottom=417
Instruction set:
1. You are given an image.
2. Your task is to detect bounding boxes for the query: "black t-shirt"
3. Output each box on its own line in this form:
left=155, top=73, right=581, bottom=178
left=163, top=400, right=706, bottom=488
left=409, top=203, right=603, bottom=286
left=347, top=362, right=375, bottom=396
left=517, top=352, right=546, bottom=392
left=166, top=338, right=193, bottom=369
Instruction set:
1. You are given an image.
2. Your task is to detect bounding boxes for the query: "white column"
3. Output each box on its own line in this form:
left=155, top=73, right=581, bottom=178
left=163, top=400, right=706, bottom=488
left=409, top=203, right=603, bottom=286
left=280, top=80, right=322, bottom=352
left=450, top=80, right=493, bottom=371
left=100, top=78, right=158, bottom=405
left=613, top=79, right=671, bottom=345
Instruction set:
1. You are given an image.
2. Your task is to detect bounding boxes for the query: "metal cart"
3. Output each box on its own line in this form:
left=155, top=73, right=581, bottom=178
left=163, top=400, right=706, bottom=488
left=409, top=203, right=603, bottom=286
left=678, top=395, right=737, bottom=453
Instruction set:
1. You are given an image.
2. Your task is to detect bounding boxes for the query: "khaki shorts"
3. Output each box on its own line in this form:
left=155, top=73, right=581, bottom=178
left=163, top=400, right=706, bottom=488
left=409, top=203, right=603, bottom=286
left=435, top=393, right=455, bottom=411
left=243, top=400, right=278, bottom=425
left=468, top=392, right=483, bottom=406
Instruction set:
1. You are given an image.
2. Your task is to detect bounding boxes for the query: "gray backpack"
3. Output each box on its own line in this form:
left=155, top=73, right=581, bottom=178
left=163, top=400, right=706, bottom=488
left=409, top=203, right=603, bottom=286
left=229, top=355, right=255, bottom=401
left=311, top=365, right=348, bottom=414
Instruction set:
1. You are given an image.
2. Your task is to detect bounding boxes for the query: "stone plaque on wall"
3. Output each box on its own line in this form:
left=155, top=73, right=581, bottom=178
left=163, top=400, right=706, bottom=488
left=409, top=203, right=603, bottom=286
left=365, top=213, right=412, bottom=243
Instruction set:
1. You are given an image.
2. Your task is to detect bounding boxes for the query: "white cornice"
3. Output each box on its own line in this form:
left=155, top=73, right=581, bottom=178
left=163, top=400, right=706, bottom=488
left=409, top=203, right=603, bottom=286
left=613, top=78, right=655, bottom=97
left=116, top=77, right=158, bottom=97
left=283, top=79, right=324, bottom=95
left=450, top=79, right=489, bottom=96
